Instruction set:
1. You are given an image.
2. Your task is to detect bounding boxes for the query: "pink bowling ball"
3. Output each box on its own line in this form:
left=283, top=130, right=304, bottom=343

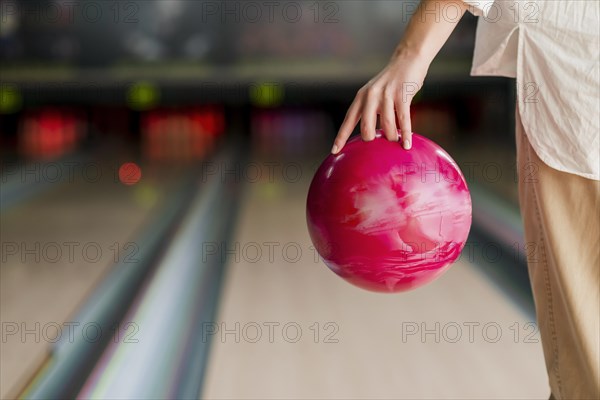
left=306, top=131, right=472, bottom=293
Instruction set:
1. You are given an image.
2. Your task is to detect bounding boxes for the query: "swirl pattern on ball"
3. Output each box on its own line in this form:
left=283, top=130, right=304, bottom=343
left=306, top=131, right=472, bottom=293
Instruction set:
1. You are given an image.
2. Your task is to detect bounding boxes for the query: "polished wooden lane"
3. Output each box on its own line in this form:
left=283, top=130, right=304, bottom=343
left=202, top=161, right=548, bottom=399
left=0, top=164, right=181, bottom=399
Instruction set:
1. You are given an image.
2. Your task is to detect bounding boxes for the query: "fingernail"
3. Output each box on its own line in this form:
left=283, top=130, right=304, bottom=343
left=403, top=139, right=411, bottom=150
left=331, top=144, right=338, bottom=154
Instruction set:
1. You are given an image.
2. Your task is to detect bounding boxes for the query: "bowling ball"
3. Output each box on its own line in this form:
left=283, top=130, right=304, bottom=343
left=306, top=131, right=471, bottom=293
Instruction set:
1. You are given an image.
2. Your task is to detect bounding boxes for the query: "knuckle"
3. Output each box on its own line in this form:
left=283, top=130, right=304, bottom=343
left=383, top=86, right=396, bottom=99
left=360, top=122, right=370, bottom=134
left=366, top=85, right=381, bottom=98
left=397, top=91, right=412, bottom=104
left=399, top=109, right=410, bottom=118
left=383, top=116, right=395, bottom=127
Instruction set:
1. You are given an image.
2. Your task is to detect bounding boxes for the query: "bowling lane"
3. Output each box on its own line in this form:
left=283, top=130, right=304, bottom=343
left=0, top=158, right=190, bottom=399
left=202, top=157, right=548, bottom=399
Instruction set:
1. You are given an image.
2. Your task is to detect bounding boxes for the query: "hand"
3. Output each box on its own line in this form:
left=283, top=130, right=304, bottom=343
left=332, top=52, right=428, bottom=154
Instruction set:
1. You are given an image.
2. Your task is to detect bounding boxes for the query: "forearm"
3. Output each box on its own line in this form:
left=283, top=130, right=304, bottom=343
left=393, top=0, right=468, bottom=66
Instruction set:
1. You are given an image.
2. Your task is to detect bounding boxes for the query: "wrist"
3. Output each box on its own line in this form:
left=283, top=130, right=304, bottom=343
left=391, top=44, right=433, bottom=69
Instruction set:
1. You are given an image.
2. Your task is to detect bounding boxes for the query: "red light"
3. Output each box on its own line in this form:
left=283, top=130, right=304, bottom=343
left=119, top=162, right=142, bottom=185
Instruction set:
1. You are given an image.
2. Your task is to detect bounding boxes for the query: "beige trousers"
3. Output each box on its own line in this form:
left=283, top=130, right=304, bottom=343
left=516, top=109, right=600, bottom=399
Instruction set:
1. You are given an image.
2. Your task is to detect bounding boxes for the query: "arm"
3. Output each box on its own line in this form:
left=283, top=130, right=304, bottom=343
left=332, top=0, right=469, bottom=153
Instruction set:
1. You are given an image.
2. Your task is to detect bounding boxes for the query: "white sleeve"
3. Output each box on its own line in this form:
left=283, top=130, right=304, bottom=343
left=461, top=0, right=496, bottom=17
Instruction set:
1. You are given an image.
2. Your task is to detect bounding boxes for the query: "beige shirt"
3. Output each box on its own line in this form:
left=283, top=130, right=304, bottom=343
left=463, top=0, right=599, bottom=180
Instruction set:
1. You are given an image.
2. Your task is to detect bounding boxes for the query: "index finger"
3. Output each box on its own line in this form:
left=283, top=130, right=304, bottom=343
left=332, top=98, right=362, bottom=154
